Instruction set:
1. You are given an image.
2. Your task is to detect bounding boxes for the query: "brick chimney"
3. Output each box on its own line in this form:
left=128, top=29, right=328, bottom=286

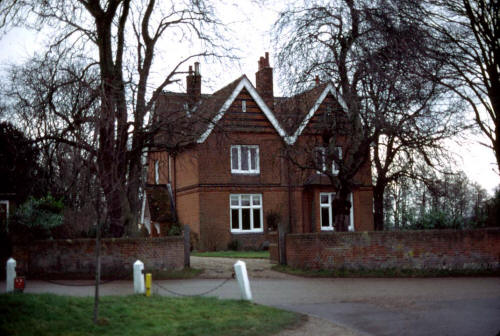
left=186, top=62, right=201, bottom=105
left=255, top=52, right=274, bottom=109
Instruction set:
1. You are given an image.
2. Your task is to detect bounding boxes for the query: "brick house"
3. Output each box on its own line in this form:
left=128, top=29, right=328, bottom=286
left=144, top=53, right=373, bottom=250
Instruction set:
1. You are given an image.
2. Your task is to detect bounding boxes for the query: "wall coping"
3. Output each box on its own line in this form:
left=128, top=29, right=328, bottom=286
left=14, top=236, right=183, bottom=247
left=286, top=228, right=500, bottom=238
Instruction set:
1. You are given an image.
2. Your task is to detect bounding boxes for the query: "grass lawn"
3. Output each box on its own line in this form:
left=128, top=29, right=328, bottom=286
left=192, top=251, right=270, bottom=259
left=0, top=293, right=301, bottom=336
left=147, top=267, right=203, bottom=280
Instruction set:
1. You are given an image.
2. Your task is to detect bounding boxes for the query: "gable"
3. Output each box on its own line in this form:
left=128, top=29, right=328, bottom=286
left=286, top=82, right=348, bottom=144
left=220, top=88, right=277, bottom=134
left=302, top=93, right=345, bottom=134
left=197, top=76, right=287, bottom=143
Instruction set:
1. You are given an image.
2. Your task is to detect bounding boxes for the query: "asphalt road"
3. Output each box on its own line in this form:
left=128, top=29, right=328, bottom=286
left=3, top=276, right=499, bottom=335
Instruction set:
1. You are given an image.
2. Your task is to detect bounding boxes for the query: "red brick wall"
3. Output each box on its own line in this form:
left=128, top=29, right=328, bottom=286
left=286, top=229, right=500, bottom=271
left=12, top=237, right=184, bottom=279
left=177, top=190, right=200, bottom=237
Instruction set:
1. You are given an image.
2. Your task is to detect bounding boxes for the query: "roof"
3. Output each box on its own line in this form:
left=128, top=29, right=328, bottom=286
left=274, top=82, right=330, bottom=135
left=154, top=77, right=347, bottom=147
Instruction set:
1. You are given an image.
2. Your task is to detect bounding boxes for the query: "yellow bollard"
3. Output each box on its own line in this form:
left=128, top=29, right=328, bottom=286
left=145, top=273, right=152, bottom=297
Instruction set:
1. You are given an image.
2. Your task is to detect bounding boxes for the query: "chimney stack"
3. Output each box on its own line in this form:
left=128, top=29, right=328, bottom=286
left=187, top=62, right=201, bottom=105
left=255, top=52, right=274, bottom=109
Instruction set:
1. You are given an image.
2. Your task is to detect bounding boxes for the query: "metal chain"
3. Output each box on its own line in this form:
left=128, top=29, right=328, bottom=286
left=42, top=279, right=115, bottom=287
left=154, top=277, right=233, bottom=297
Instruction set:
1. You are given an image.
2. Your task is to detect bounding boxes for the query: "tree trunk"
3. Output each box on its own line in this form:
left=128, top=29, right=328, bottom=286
left=373, top=183, right=385, bottom=231
left=333, top=187, right=350, bottom=232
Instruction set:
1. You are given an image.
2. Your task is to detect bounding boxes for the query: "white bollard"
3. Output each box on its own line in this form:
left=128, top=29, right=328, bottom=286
left=6, top=258, right=16, bottom=293
left=234, top=260, right=252, bottom=301
left=133, top=260, right=145, bottom=294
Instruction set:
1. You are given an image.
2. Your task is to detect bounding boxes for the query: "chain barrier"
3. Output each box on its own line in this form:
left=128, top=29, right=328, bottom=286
left=153, top=277, right=233, bottom=297
left=41, top=273, right=130, bottom=287
left=41, top=279, right=114, bottom=287
left=40, top=274, right=234, bottom=295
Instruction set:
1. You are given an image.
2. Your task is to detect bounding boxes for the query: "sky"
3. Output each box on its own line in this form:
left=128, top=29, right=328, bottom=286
left=0, top=1, right=498, bottom=194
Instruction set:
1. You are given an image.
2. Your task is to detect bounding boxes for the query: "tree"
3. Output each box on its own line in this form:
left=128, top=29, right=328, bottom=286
left=0, top=122, right=40, bottom=202
left=384, top=167, right=491, bottom=230
left=414, top=0, right=500, bottom=173
left=273, top=0, right=465, bottom=230
left=0, top=0, right=227, bottom=237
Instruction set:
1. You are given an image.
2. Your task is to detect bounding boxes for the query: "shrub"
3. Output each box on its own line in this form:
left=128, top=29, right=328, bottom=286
left=10, top=195, right=64, bottom=242
left=227, top=239, right=239, bottom=251
left=167, top=224, right=182, bottom=236
left=266, top=211, right=281, bottom=232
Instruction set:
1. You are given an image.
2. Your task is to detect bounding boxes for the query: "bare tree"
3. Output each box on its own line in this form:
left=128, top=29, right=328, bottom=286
left=385, top=166, right=491, bottom=230
left=0, top=0, right=229, bottom=236
left=273, top=0, right=466, bottom=230
left=410, top=0, right=500, bottom=173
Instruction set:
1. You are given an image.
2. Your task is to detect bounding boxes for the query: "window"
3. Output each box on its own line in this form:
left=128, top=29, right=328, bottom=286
left=183, top=103, right=191, bottom=117
left=242, top=100, right=247, bottom=112
left=319, top=193, right=354, bottom=231
left=231, top=145, right=259, bottom=174
left=230, top=194, right=263, bottom=233
left=154, top=160, right=159, bottom=184
left=315, top=146, right=341, bottom=175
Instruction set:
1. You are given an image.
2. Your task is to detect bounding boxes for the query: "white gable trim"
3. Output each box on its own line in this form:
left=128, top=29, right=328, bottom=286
left=286, top=82, right=348, bottom=145
left=197, top=76, right=288, bottom=143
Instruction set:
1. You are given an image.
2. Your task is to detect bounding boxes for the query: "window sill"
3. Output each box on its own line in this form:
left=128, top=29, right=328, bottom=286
left=231, top=171, right=260, bottom=175
left=230, top=230, right=264, bottom=234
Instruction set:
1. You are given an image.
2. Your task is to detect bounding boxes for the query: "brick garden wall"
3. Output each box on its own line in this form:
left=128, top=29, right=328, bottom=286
left=12, top=237, right=184, bottom=280
left=286, top=228, right=500, bottom=271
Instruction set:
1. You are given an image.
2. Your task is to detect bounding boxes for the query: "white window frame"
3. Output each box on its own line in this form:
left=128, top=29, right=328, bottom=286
left=319, top=192, right=354, bottom=231
left=230, top=194, right=264, bottom=233
left=154, top=160, right=159, bottom=184
left=230, top=145, right=260, bottom=174
left=242, top=100, right=247, bottom=112
left=315, top=146, right=341, bottom=175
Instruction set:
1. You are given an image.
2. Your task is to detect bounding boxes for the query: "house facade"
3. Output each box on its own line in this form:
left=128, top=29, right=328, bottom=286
left=146, top=53, right=373, bottom=250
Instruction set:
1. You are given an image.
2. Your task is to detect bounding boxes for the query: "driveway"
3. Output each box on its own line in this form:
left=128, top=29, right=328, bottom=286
left=2, top=257, right=500, bottom=336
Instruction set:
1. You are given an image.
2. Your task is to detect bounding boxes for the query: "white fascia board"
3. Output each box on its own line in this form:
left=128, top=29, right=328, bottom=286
left=197, top=76, right=288, bottom=144
left=286, top=81, right=348, bottom=145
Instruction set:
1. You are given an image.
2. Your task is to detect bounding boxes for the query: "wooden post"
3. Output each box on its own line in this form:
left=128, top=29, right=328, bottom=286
left=278, top=224, right=287, bottom=265
left=184, top=224, right=190, bottom=268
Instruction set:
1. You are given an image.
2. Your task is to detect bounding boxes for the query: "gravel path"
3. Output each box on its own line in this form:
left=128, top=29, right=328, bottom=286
left=190, top=256, right=292, bottom=279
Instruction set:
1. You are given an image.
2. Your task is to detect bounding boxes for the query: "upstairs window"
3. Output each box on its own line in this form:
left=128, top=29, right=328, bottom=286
left=315, top=146, right=341, bottom=175
left=231, top=145, right=259, bottom=174
left=242, top=100, right=247, bottom=112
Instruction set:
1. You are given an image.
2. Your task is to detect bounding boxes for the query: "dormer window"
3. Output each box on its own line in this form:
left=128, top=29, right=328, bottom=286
left=231, top=145, right=259, bottom=174
left=183, top=103, right=191, bottom=117
left=324, top=105, right=332, bottom=122
left=154, top=160, right=160, bottom=184
left=241, top=100, right=247, bottom=112
left=315, top=146, right=341, bottom=175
